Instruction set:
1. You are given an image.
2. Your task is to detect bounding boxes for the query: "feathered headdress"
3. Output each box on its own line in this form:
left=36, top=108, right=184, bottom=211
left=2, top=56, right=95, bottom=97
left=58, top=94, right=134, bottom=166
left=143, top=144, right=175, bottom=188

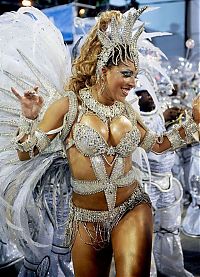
left=96, top=6, right=147, bottom=76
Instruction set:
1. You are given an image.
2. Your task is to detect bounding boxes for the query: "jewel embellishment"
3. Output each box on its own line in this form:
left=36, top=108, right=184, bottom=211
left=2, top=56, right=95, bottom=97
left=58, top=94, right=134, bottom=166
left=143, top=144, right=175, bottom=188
left=79, top=88, right=125, bottom=123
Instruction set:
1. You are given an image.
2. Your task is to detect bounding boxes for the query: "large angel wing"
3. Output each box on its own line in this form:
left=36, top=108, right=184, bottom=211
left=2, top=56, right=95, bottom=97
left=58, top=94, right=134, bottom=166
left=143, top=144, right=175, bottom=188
left=0, top=8, right=74, bottom=276
left=0, top=6, right=71, bottom=164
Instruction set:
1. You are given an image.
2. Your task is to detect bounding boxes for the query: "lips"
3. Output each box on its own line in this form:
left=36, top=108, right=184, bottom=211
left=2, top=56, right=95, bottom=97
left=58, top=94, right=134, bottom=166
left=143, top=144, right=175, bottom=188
left=122, top=88, right=131, bottom=97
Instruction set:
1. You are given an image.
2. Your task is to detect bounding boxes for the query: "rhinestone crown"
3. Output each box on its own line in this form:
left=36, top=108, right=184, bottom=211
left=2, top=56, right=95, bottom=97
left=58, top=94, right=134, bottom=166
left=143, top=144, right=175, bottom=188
left=96, top=6, right=147, bottom=76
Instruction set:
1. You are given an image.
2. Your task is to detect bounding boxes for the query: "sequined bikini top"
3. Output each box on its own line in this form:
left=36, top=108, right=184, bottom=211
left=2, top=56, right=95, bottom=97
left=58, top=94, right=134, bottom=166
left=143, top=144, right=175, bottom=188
left=73, top=123, right=140, bottom=158
left=71, top=88, right=141, bottom=158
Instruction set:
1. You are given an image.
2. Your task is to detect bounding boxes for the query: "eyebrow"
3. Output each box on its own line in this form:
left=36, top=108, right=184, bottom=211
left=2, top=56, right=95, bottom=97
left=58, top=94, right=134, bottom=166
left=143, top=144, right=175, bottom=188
left=121, top=62, right=135, bottom=70
left=120, top=64, right=136, bottom=72
left=120, top=69, right=134, bottom=73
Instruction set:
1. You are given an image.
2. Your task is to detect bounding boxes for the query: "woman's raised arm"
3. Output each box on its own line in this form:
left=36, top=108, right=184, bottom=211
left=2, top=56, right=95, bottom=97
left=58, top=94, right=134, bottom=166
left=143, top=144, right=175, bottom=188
left=11, top=87, right=69, bottom=160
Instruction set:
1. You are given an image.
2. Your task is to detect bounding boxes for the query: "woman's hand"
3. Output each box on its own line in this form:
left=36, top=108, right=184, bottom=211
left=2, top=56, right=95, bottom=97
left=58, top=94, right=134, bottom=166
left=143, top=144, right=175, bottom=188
left=11, top=86, right=44, bottom=119
left=192, top=95, right=200, bottom=124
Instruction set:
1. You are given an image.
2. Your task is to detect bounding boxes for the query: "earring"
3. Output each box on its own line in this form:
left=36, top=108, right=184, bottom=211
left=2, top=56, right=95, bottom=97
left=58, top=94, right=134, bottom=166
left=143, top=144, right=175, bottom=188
left=98, top=75, right=106, bottom=96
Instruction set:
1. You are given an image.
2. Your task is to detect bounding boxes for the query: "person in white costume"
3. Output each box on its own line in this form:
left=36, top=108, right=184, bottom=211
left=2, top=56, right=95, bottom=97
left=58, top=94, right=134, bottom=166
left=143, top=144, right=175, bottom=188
left=0, top=6, right=199, bottom=277
left=135, top=89, right=194, bottom=277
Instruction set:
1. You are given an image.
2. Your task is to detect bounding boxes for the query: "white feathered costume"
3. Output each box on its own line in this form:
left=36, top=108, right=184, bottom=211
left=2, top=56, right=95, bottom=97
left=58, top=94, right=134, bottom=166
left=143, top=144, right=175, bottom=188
left=0, top=6, right=172, bottom=276
left=0, top=7, right=73, bottom=277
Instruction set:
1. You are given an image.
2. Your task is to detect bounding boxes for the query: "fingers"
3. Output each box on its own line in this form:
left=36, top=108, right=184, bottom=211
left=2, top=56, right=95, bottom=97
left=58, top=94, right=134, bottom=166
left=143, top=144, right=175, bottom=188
left=24, top=89, right=44, bottom=106
left=37, top=96, right=44, bottom=106
left=11, top=86, right=43, bottom=109
left=11, top=86, right=40, bottom=100
left=33, top=86, right=39, bottom=93
left=25, top=90, right=37, bottom=96
left=24, top=86, right=40, bottom=99
left=11, top=87, right=22, bottom=100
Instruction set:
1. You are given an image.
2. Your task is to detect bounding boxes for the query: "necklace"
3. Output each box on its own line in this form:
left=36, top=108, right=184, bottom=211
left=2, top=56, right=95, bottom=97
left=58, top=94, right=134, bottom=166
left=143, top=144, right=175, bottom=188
left=79, top=88, right=125, bottom=123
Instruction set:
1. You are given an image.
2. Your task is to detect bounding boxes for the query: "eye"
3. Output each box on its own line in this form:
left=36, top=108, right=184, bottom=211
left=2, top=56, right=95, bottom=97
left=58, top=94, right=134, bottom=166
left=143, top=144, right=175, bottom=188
left=120, top=70, right=137, bottom=78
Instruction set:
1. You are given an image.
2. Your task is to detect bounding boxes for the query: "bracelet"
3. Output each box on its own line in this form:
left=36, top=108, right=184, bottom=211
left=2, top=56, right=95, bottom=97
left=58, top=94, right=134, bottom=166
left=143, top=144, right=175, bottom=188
left=165, top=124, right=186, bottom=150
left=139, top=130, right=157, bottom=152
left=13, top=128, right=50, bottom=158
left=12, top=111, right=52, bottom=157
left=14, top=135, right=37, bottom=158
left=35, top=129, right=51, bottom=153
left=17, top=114, right=39, bottom=139
left=182, top=116, right=199, bottom=143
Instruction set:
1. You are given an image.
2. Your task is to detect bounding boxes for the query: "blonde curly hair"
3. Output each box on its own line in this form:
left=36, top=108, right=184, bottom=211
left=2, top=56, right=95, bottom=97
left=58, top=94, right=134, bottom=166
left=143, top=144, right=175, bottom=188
left=66, top=10, right=122, bottom=94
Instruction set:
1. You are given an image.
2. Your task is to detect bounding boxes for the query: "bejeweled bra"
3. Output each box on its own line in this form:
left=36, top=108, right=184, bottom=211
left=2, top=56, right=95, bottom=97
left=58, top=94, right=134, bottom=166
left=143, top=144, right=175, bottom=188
left=66, top=89, right=143, bottom=211
left=73, top=123, right=140, bottom=158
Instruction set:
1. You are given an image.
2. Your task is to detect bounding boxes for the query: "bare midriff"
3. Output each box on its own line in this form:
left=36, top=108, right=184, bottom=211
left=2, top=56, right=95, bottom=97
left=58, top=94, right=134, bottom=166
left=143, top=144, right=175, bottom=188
left=67, top=146, right=138, bottom=211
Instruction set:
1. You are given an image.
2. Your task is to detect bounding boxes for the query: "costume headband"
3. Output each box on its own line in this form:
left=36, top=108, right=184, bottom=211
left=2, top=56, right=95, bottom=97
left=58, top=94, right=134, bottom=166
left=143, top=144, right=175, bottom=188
left=96, top=6, right=148, bottom=77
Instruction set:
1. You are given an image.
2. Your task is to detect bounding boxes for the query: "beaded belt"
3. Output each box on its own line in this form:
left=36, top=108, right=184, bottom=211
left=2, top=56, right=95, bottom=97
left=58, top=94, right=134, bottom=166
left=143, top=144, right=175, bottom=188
left=71, top=167, right=142, bottom=195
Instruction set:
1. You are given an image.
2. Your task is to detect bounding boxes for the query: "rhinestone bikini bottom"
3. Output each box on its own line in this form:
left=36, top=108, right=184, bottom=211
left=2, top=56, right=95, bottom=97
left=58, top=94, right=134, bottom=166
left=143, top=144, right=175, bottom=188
left=64, top=184, right=151, bottom=250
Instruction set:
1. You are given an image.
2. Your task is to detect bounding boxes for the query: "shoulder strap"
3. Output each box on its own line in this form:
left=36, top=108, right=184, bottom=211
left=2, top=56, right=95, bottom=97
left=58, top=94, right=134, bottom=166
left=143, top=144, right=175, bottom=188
left=128, top=102, right=148, bottom=131
left=124, top=101, right=136, bottom=123
left=59, top=90, right=78, bottom=141
left=125, top=101, right=148, bottom=129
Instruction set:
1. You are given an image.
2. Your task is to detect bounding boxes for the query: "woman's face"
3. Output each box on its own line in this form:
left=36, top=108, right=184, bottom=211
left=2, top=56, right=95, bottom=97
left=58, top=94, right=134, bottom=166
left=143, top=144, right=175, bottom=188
left=102, top=60, right=137, bottom=103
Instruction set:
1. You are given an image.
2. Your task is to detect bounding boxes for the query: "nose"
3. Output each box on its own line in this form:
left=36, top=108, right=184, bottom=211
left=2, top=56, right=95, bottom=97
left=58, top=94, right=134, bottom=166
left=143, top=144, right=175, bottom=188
left=126, top=76, right=137, bottom=88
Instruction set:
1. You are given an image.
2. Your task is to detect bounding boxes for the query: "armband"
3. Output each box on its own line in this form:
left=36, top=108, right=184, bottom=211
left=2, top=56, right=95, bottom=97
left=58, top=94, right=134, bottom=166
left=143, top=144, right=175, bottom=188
left=139, top=130, right=157, bottom=152
left=12, top=114, right=50, bottom=158
left=18, top=114, right=39, bottom=138
left=35, top=129, right=51, bottom=152
left=165, top=125, right=186, bottom=150
left=182, top=116, right=199, bottom=143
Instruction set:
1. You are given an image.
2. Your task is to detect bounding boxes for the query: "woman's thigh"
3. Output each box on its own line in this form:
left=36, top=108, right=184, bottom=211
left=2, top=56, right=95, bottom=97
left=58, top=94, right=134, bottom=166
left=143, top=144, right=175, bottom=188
left=71, top=222, right=113, bottom=277
left=111, top=203, right=153, bottom=277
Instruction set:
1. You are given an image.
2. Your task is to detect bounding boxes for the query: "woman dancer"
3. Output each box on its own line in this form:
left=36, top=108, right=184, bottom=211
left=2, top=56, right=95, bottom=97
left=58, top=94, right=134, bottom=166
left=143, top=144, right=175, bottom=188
left=2, top=6, right=200, bottom=277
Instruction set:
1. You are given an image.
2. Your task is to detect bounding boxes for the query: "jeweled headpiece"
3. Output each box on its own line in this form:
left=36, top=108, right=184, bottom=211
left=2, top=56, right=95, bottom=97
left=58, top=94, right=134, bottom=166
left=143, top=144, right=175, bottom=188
left=96, top=6, right=147, bottom=77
